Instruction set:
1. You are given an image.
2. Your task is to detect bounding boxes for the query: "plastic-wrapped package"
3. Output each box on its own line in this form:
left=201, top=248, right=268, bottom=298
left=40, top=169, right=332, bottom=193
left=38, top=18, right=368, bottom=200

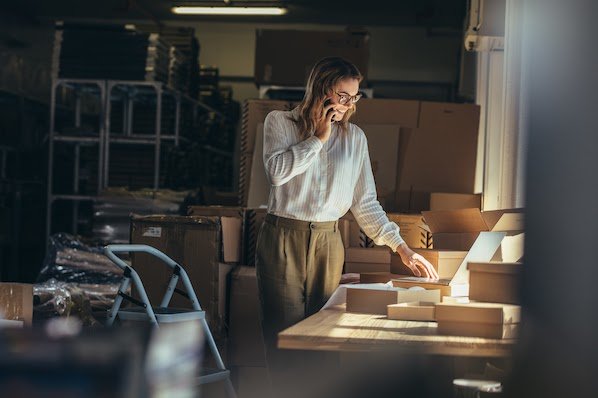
left=37, top=233, right=123, bottom=285
left=35, top=234, right=125, bottom=324
left=33, top=279, right=99, bottom=326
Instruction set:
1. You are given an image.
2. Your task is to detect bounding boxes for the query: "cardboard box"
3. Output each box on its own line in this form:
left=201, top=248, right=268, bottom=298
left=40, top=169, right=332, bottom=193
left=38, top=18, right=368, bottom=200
left=359, top=272, right=403, bottom=284
left=0, top=283, right=33, bottom=326
left=430, top=193, right=482, bottom=211
left=351, top=99, right=420, bottom=128
left=245, top=208, right=268, bottom=266
left=346, top=285, right=440, bottom=315
left=360, top=124, right=402, bottom=208
left=390, top=249, right=467, bottom=279
left=228, top=267, right=266, bottom=367
left=239, top=100, right=297, bottom=206
left=468, top=262, right=521, bottom=304
left=130, top=215, right=237, bottom=337
left=387, top=301, right=436, bottom=321
left=392, top=278, right=467, bottom=298
left=344, top=262, right=390, bottom=274
left=397, top=102, right=481, bottom=212
left=187, top=206, right=245, bottom=263
left=435, top=302, right=521, bottom=339
left=387, top=213, right=433, bottom=249
left=255, top=29, right=370, bottom=86
left=423, top=208, right=524, bottom=251
left=345, top=247, right=391, bottom=264
left=392, top=231, right=506, bottom=297
left=340, top=211, right=364, bottom=247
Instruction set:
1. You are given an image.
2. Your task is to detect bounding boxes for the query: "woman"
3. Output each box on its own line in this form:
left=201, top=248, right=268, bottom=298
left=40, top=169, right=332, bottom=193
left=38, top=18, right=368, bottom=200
left=255, top=56, right=438, bottom=396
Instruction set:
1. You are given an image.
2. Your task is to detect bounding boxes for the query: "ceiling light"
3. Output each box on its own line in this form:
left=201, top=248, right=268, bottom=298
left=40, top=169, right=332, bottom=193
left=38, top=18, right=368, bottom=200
left=172, top=6, right=287, bottom=16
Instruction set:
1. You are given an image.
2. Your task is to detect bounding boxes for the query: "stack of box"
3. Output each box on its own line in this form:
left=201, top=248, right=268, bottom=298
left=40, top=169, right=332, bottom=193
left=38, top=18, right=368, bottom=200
left=129, top=212, right=242, bottom=338
left=344, top=247, right=391, bottom=274
left=346, top=285, right=440, bottom=315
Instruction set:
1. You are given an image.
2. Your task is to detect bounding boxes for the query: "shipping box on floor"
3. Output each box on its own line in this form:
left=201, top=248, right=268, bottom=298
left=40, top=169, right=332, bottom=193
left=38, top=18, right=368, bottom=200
left=346, top=285, right=440, bottom=315
left=228, top=266, right=266, bottom=367
left=0, top=283, right=33, bottom=326
left=187, top=206, right=245, bottom=263
left=130, top=215, right=240, bottom=337
left=430, top=193, right=482, bottom=211
left=387, top=301, right=436, bottom=321
left=422, top=208, right=524, bottom=251
left=435, top=302, right=521, bottom=339
left=390, top=249, right=467, bottom=279
left=468, top=262, right=521, bottom=304
left=255, top=29, right=370, bottom=86
left=392, top=231, right=506, bottom=297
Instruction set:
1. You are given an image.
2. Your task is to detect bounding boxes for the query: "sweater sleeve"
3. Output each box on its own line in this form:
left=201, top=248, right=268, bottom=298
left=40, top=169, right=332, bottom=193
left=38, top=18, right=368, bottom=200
left=263, top=111, right=323, bottom=187
left=350, top=130, right=406, bottom=250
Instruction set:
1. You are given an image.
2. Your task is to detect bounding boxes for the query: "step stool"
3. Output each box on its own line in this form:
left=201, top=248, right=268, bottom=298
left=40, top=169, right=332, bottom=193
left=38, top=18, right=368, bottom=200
left=104, top=244, right=236, bottom=398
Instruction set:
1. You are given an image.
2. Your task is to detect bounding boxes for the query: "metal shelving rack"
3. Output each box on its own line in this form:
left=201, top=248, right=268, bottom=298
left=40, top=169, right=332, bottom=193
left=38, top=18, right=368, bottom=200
left=46, top=78, right=221, bottom=240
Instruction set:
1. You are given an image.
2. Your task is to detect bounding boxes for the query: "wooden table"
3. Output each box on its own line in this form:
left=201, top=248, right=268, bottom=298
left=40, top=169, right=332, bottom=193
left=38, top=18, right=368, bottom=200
left=278, top=305, right=516, bottom=357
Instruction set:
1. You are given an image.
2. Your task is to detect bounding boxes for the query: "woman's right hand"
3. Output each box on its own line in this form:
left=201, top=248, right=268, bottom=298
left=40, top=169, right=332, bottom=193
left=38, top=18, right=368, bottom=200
left=314, top=101, right=336, bottom=143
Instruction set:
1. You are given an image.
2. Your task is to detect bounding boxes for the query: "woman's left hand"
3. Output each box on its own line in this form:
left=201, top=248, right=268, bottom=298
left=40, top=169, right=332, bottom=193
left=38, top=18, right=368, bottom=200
left=395, top=243, right=439, bottom=279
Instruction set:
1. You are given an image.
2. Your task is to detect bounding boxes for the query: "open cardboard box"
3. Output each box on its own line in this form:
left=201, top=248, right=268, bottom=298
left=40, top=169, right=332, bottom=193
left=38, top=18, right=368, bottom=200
left=435, top=302, right=521, bottom=339
left=392, top=231, right=506, bottom=297
left=346, top=285, right=440, bottom=315
left=468, top=262, right=521, bottom=304
left=422, top=208, right=524, bottom=252
left=390, top=249, right=467, bottom=279
left=387, top=301, right=437, bottom=321
left=387, top=213, right=433, bottom=249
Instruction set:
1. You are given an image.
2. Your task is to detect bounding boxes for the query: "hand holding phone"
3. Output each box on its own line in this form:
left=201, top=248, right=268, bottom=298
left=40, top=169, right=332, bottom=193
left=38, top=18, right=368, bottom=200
left=315, top=98, right=335, bottom=143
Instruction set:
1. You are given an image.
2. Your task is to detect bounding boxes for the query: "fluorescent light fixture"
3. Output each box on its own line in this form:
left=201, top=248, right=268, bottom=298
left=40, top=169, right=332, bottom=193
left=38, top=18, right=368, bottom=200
left=172, top=6, right=287, bottom=16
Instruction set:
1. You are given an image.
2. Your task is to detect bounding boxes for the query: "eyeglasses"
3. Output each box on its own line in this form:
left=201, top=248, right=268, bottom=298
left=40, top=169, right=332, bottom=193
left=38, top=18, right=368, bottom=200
left=335, top=91, right=362, bottom=105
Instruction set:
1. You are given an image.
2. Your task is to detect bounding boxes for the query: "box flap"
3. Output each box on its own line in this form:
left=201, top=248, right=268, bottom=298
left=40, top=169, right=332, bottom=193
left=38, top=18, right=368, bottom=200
left=490, top=213, right=525, bottom=232
left=481, top=208, right=524, bottom=230
left=422, top=208, right=488, bottom=233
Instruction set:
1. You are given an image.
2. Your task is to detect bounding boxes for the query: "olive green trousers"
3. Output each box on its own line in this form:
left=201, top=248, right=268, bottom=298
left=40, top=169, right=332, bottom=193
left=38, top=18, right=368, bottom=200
left=255, top=214, right=345, bottom=397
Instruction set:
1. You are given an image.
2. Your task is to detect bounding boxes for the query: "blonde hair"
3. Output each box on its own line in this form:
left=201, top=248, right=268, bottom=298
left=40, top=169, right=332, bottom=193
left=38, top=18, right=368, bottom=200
left=292, top=57, right=363, bottom=139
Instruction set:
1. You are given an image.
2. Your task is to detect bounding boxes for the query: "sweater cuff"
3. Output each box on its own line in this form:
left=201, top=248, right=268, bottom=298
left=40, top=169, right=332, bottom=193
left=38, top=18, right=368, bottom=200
left=388, top=234, right=406, bottom=252
left=304, top=135, right=324, bottom=152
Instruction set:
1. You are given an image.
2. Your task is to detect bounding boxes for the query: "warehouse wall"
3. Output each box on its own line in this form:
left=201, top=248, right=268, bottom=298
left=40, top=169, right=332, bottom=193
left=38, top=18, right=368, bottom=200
left=168, top=21, right=463, bottom=102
